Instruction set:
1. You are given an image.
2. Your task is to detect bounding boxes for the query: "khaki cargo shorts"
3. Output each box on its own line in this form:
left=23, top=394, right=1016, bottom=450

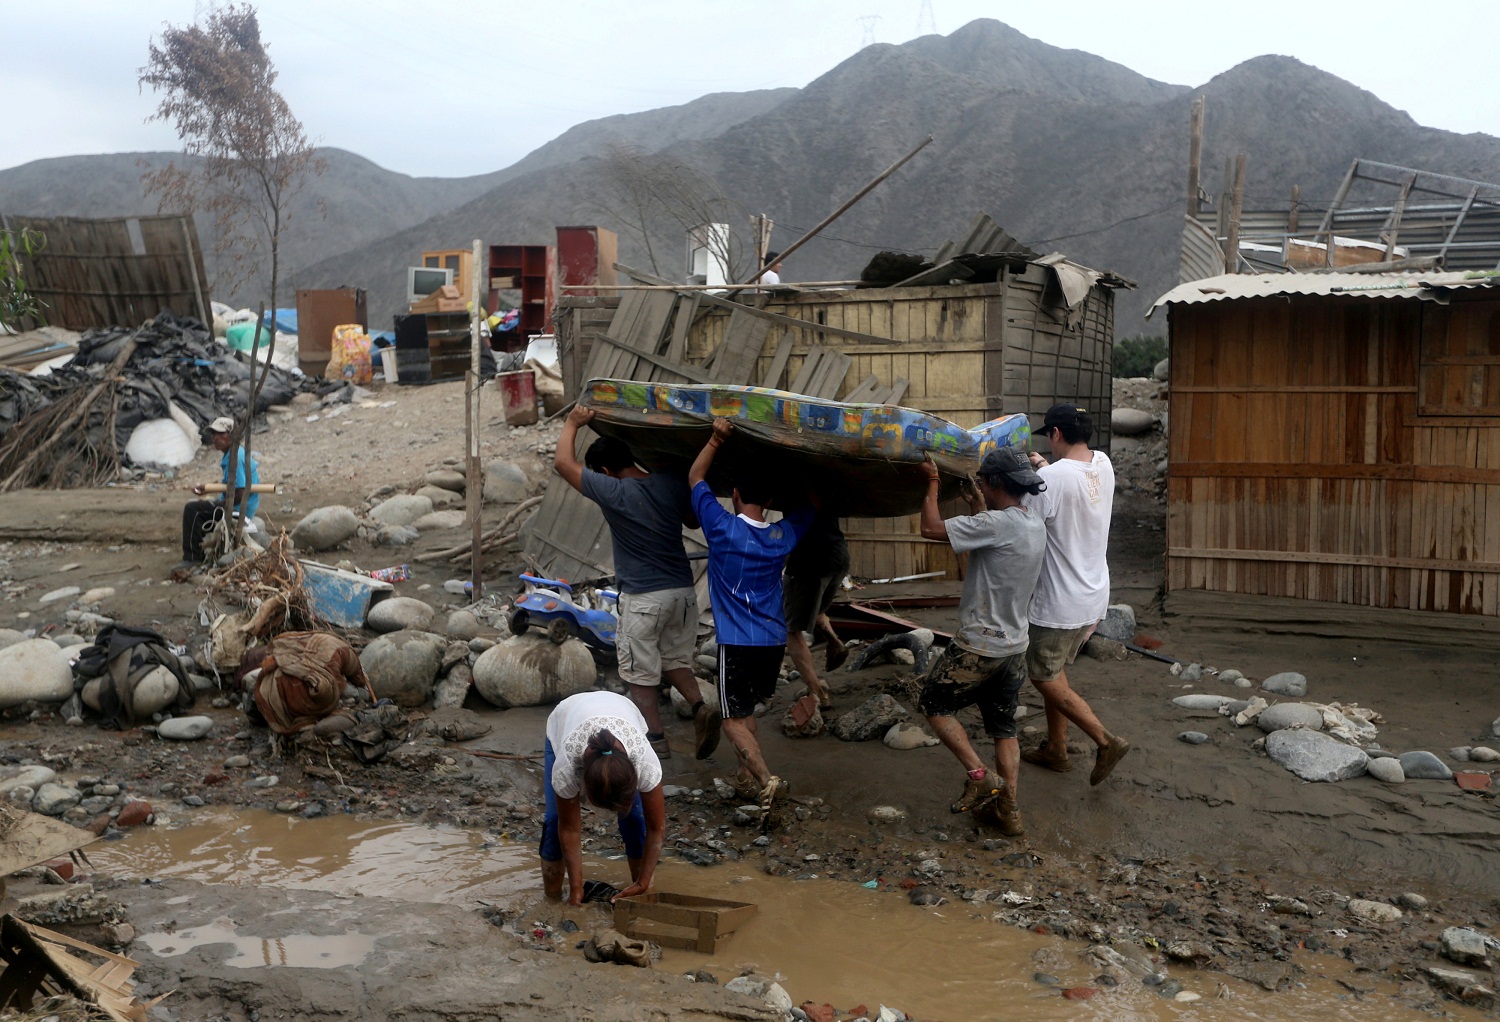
left=1026, top=623, right=1095, bottom=683
left=616, top=587, right=697, bottom=687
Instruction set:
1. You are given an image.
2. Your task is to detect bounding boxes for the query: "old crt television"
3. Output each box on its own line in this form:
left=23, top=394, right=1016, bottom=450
left=407, top=265, right=453, bottom=305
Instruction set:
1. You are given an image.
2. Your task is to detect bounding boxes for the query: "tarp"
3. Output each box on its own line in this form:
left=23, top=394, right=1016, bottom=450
left=580, top=378, right=1031, bottom=517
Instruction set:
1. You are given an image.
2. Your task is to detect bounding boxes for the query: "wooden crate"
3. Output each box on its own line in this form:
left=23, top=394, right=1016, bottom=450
left=613, top=892, right=756, bottom=953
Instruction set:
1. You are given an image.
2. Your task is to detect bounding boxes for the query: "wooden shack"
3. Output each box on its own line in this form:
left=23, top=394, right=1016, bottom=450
left=539, top=258, right=1127, bottom=582
left=1154, top=271, right=1500, bottom=618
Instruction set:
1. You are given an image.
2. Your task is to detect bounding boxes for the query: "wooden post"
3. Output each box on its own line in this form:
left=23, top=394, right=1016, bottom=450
left=467, top=238, right=484, bottom=602
left=1317, top=159, right=1359, bottom=267
left=1186, top=96, right=1204, bottom=218
left=1384, top=172, right=1417, bottom=261
left=1218, top=156, right=1234, bottom=263
left=1287, top=184, right=1300, bottom=234
left=1225, top=154, right=1246, bottom=272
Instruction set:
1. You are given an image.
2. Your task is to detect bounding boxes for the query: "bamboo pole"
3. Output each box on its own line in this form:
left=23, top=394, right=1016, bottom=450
left=467, top=238, right=484, bottom=602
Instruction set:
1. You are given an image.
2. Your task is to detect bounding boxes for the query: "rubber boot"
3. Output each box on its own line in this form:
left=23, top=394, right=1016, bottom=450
left=541, top=858, right=565, bottom=900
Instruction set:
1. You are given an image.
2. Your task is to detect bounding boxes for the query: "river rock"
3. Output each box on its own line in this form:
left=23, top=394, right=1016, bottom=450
left=1347, top=899, right=1402, bottom=924
left=375, top=524, right=421, bottom=546
left=360, top=630, right=445, bottom=707
left=724, top=976, right=793, bottom=1014
left=32, top=783, right=82, bottom=816
left=669, top=681, right=718, bottom=719
left=831, top=694, right=909, bottom=742
left=884, top=722, right=939, bottom=750
left=1256, top=703, right=1325, bottom=733
left=157, top=715, right=214, bottom=740
left=432, top=666, right=472, bottom=710
left=415, top=485, right=462, bottom=511
left=1178, top=731, right=1210, bottom=744
left=1179, top=662, right=1203, bottom=682
left=0, top=765, right=57, bottom=796
left=471, top=633, right=596, bottom=708
left=483, top=459, right=529, bottom=503
left=1442, top=927, right=1492, bottom=967
left=38, top=586, right=81, bottom=605
left=1470, top=746, right=1500, bottom=763
left=425, top=468, right=467, bottom=493
left=1153, top=358, right=1170, bottom=382
left=413, top=510, right=467, bottom=532
left=868, top=805, right=907, bottom=823
left=1265, top=730, right=1368, bottom=782
left=50, top=633, right=86, bottom=649
left=1095, top=604, right=1136, bottom=642
left=290, top=506, right=359, bottom=551
left=1493, top=716, right=1500, bottom=738
left=81, top=664, right=180, bottom=718
left=1172, top=694, right=1233, bottom=710
left=1399, top=751, right=1453, bottom=780
left=79, top=587, right=115, bottom=605
left=1111, top=408, right=1156, bottom=436
left=1367, top=757, right=1405, bottom=783
left=367, top=597, right=436, bottom=633
left=1262, top=672, right=1308, bottom=697
left=1218, top=669, right=1244, bottom=684
left=0, top=639, right=74, bottom=708
left=0, top=628, right=26, bottom=651
left=369, top=494, right=433, bottom=528
left=116, top=800, right=154, bottom=826
left=445, top=610, right=481, bottom=641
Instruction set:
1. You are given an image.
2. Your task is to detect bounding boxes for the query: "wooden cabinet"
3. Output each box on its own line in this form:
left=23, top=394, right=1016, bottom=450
left=393, top=311, right=471, bottom=384
left=422, top=249, right=473, bottom=302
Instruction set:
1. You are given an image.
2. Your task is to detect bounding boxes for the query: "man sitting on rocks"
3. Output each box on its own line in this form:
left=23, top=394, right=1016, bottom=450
left=179, top=416, right=259, bottom=566
left=554, top=406, right=721, bottom=761
left=914, top=448, right=1047, bottom=835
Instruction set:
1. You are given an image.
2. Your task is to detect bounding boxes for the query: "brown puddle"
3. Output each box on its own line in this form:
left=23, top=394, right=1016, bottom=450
left=92, top=811, right=1481, bottom=1021
left=138, top=919, right=376, bottom=969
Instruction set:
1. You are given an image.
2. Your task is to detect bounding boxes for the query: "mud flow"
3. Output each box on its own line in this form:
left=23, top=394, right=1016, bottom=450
left=89, top=810, right=1472, bottom=1021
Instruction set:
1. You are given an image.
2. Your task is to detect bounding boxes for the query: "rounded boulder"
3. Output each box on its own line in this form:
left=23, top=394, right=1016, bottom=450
left=425, top=468, right=467, bottom=493
left=81, top=665, right=180, bottom=718
left=1256, top=702, right=1325, bottom=733
left=483, top=460, right=529, bottom=504
left=290, top=506, right=359, bottom=552
left=1153, top=357, right=1170, bottom=382
left=366, top=597, right=436, bottom=633
left=413, top=510, right=467, bottom=532
left=471, top=633, right=596, bottom=708
left=360, top=630, right=444, bottom=707
left=415, top=485, right=462, bottom=510
left=369, top=494, right=434, bottom=528
left=0, top=639, right=75, bottom=708
left=1111, top=408, right=1156, bottom=436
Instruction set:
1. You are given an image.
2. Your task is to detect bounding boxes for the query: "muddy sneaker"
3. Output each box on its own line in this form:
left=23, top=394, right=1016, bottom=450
left=649, top=735, right=672, bottom=760
left=1021, top=741, right=1073, bottom=773
left=995, top=791, right=1024, bottom=837
left=759, top=775, right=790, bottom=807
left=950, top=769, right=1003, bottom=814
left=1089, top=735, right=1131, bottom=786
left=693, top=701, right=722, bottom=760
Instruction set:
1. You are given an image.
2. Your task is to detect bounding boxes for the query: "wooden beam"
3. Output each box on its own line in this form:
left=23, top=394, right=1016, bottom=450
left=592, top=333, right=714, bottom=383
left=1186, top=96, right=1204, bottom=218
left=1167, top=546, right=1500, bottom=574
left=761, top=331, right=794, bottom=389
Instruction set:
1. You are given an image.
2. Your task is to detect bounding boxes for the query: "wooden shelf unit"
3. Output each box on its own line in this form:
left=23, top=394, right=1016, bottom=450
left=487, top=244, right=555, bottom=351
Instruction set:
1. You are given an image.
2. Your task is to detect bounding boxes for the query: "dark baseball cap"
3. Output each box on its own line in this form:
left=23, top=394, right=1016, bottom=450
left=978, top=446, right=1045, bottom=490
left=1042, top=403, right=1091, bottom=431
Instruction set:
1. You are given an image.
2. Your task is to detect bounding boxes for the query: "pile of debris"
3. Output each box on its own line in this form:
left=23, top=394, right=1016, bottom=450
left=0, top=312, right=312, bottom=489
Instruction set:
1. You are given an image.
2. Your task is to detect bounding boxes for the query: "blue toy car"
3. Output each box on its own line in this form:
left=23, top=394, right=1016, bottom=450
left=508, top=573, right=618, bottom=651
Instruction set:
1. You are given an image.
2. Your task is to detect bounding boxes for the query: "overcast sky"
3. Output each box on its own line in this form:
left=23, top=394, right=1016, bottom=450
left=8, top=0, right=1499, bottom=179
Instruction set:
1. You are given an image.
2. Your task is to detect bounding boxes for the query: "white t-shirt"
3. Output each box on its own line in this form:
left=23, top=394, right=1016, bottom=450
left=1024, top=450, right=1115, bottom=629
left=758, top=269, right=781, bottom=286
left=946, top=506, right=1047, bottom=657
left=545, top=691, right=662, bottom=800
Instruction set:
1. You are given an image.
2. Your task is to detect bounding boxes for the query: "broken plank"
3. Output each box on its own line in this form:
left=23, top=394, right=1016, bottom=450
left=711, top=308, right=772, bottom=385
left=591, top=334, right=714, bottom=384
left=760, top=331, right=794, bottom=389
left=664, top=294, right=699, bottom=364
left=789, top=346, right=825, bottom=395
left=885, top=377, right=910, bottom=406
left=841, top=374, right=881, bottom=403
left=818, top=351, right=852, bottom=398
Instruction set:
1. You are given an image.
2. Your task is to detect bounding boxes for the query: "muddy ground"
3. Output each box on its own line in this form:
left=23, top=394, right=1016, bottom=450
left=3, top=378, right=1499, bottom=1020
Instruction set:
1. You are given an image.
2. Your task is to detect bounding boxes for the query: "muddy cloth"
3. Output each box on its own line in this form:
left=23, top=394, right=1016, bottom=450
left=583, top=928, right=653, bottom=968
left=252, top=631, right=371, bottom=735
left=69, top=624, right=194, bottom=727
left=343, top=704, right=411, bottom=764
left=17, top=312, right=310, bottom=457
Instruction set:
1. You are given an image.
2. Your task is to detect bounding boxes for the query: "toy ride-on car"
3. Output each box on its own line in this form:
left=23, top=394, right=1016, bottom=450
left=508, top=573, right=618, bottom=651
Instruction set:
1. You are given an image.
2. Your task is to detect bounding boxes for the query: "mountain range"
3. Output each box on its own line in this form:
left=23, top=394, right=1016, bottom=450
left=4, top=19, right=1498, bottom=332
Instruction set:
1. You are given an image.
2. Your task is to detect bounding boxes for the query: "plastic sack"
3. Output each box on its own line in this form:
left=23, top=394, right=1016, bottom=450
left=124, top=418, right=197, bottom=468
left=326, top=324, right=372, bottom=385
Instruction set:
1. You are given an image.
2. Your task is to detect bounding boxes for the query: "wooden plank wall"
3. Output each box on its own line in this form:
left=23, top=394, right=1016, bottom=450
left=6, top=213, right=209, bottom=330
left=1166, top=294, right=1500, bottom=615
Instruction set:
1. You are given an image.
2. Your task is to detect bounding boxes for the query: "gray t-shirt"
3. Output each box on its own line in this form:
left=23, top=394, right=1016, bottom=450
left=945, top=505, right=1047, bottom=657
left=579, top=469, right=694, bottom=594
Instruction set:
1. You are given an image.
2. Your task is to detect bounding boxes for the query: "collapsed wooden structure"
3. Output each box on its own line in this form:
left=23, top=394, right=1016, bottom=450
left=527, top=248, right=1129, bottom=582
left=1153, top=271, right=1500, bottom=618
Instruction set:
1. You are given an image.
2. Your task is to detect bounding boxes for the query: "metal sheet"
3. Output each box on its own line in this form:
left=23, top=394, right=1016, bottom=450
left=1150, top=270, right=1500, bottom=316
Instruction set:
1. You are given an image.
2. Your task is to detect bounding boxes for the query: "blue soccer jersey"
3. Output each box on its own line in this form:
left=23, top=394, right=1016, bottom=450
left=691, top=481, right=813, bottom=646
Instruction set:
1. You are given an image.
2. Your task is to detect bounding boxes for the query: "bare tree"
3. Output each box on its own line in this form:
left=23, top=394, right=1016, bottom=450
left=587, top=143, right=747, bottom=280
left=140, top=2, right=324, bottom=539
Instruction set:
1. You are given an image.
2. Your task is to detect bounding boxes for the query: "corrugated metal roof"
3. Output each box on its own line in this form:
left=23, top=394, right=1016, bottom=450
left=1149, top=271, right=1500, bottom=317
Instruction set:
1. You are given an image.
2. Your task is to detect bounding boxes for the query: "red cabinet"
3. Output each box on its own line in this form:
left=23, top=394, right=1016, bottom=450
left=486, top=244, right=555, bottom=352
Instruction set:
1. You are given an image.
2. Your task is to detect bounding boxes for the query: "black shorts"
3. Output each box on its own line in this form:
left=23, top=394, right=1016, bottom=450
left=783, top=572, right=842, bottom=634
left=717, top=643, right=784, bottom=720
left=916, top=645, right=1028, bottom=739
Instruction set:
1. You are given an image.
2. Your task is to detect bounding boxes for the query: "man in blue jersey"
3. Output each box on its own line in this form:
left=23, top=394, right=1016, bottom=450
left=555, top=406, right=721, bottom=761
left=688, top=418, right=814, bottom=804
left=180, top=416, right=259, bottom=563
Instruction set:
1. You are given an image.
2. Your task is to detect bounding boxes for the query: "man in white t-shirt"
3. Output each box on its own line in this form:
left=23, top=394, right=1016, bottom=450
left=756, top=251, right=783, bottom=287
left=1020, top=403, right=1131, bottom=786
